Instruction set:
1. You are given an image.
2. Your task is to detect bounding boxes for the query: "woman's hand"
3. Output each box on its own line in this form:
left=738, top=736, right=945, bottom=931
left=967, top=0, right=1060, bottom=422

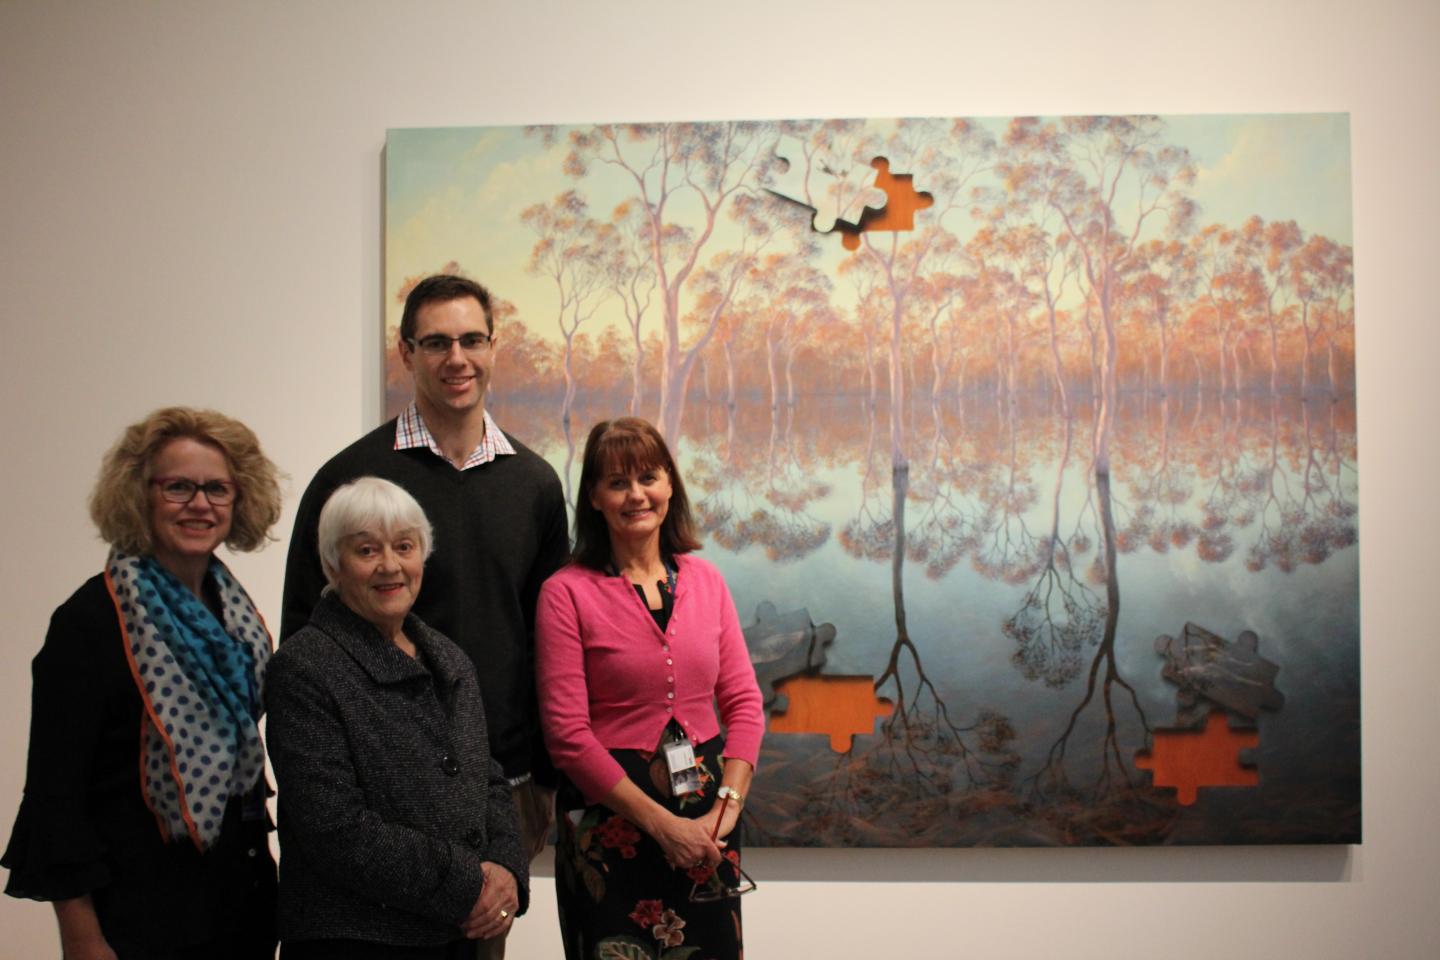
left=460, top=861, right=519, bottom=941
left=61, top=941, right=118, bottom=960
left=651, top=810, right=725, bottom=871
left=54, top=896, right=118, bottom=960
left=698, top=761, right=753, bottom=845
left=698, top=794, right=742, bottom=843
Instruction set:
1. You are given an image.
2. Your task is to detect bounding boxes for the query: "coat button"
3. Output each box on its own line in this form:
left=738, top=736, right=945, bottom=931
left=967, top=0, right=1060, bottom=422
left=441, top=754, right=460, bottom=776
left=465, top=828, right=485, bottom=848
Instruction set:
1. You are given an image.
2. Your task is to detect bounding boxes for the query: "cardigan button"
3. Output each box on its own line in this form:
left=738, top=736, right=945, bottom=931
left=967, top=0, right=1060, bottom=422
left=441, top=754, right=460, bottom=776
left=465, top=828, right=485, bottom=848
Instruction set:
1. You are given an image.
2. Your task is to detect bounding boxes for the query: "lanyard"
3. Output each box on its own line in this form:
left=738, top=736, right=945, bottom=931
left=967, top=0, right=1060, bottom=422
left=606, top=557, right=678, bottom=598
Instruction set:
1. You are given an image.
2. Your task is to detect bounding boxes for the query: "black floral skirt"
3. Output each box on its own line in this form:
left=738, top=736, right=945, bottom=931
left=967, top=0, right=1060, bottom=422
left=555, top=733, right=746, bottom=960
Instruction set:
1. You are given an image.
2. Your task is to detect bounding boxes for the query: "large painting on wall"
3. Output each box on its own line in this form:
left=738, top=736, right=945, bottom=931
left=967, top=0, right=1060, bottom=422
left=384, top=116, right=1358, bottom=846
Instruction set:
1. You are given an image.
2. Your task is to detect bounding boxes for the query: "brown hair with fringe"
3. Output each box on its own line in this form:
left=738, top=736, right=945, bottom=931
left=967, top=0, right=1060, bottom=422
left=572, top=417, right=701, bottom=570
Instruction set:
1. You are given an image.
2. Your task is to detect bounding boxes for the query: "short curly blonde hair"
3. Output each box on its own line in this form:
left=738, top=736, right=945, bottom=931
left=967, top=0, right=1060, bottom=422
left=89, top=407, right=284, bottom=555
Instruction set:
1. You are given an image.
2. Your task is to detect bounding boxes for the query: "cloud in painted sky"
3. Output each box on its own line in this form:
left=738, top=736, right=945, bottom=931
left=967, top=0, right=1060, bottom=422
left=386, top=138, right=570, bottom=331
left=1186, top=114, right=1352, bottom=244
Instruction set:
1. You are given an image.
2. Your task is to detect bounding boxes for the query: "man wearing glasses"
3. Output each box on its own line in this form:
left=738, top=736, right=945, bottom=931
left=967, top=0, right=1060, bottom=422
left=280, top=274, right=569, bottom=958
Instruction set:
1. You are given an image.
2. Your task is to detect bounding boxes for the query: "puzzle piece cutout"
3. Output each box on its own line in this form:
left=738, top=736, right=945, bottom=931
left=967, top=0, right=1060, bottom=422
left=766, top=133, right=884, bottom=233
left=1155, top=623, right=1285, bottom=729
left=742, top=600, right=835, bottom=710
left=766, top=139, right=933, bottom=250
left=1135, top=710, right=1260, bottom=806
left=843, top=158, right=935, bottom=248
left=766, top=675, right=895, bottom=753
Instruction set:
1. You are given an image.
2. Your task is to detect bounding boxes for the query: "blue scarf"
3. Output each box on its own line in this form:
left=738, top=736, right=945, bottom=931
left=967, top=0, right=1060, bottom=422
left=105, top=550, right=271, bottom=850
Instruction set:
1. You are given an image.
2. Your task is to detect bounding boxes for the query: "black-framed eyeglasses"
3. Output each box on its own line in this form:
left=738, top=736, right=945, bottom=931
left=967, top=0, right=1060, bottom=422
left=688, top=858, right=757, bottom=902
left=151, top=477, right=237, bottom=505
left=405, top=332, right=493, bottom=356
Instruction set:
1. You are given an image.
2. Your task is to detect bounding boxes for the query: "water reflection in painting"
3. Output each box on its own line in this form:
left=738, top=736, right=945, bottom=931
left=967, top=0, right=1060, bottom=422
left=386, top=115, right=1358, bottom=845
left=499, top=393, right=1357, bottom=845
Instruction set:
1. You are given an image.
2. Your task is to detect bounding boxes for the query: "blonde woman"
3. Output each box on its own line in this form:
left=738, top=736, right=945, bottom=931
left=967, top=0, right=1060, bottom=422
left=3, top=407, right=283, bottom=960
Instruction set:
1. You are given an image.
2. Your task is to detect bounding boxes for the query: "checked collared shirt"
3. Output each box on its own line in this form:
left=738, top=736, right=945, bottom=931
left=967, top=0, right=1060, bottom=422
left=394, top=401, right=515, bottom=470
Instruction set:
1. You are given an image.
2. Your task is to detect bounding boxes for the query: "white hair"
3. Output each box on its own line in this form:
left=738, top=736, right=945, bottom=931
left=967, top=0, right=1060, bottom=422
left=316, top=477, right=434, bottom=590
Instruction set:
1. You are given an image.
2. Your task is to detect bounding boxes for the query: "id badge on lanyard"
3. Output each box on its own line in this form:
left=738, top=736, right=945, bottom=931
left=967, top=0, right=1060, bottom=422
left=663, top=724, right=703, bottom=796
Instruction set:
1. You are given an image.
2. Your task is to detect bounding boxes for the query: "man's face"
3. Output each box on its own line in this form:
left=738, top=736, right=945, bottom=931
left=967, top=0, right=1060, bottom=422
left=401, top=296, right=496, bottom=421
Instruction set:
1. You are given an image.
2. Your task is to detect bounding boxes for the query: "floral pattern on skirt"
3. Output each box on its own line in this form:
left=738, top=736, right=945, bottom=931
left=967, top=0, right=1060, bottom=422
left=555, top=733, right=744, bottom=960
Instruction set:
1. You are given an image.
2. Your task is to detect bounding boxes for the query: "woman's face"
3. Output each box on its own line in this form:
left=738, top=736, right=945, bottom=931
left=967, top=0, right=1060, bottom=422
left=148, top=437, right=234, bottom=572
left=330, top=527, right=425, bottom=636
left=590, top=460, right=672, bottom=544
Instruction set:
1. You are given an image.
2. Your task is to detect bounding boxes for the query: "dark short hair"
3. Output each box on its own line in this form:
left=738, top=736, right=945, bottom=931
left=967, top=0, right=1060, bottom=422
left=399, top=274, right=494, bottom=342
left=572, top=417, right=701, bottom=570
left=89, top=407, right=284, bottom=555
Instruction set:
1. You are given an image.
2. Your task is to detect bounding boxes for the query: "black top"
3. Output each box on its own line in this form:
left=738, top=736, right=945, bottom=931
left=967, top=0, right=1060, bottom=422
left=634, top=579, right=675, bottom=632
left=279, top=419, right=570, bottom=784
left=2, top=574, right=276, bottom=953
left=266, top=593, right=529, bottom=945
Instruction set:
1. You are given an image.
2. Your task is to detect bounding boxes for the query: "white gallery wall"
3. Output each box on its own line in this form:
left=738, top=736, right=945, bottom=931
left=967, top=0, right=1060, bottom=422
left=1, top=1, right=1435, bottom=956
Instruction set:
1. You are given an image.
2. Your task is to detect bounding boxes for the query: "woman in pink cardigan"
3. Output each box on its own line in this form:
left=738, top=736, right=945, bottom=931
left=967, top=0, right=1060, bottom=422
left=536, top=417, right=764, bottom=960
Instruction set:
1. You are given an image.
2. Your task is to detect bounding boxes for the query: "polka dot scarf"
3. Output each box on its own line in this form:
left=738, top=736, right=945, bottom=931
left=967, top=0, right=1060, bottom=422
left=105, top=550, right=271, bottom=850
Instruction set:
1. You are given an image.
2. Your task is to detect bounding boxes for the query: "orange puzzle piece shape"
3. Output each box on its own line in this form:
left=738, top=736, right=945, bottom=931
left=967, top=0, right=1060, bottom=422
left=766, top=146, right=934, bottom=253
left=767, top=675, right=895, bottom=753
left=837, top=157, right=935, bottom=251
left=1134, top=710, right=1260, bottom=806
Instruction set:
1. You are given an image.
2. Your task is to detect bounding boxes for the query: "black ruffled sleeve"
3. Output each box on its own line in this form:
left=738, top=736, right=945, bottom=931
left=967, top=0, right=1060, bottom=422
left=3, top=576, right=131, bottom=902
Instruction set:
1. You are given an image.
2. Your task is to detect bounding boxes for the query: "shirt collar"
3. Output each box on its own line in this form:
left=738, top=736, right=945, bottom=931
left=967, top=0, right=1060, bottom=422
left=310, top=593, right=470, bottom=691
left=395, top=401, right=515, bottom=470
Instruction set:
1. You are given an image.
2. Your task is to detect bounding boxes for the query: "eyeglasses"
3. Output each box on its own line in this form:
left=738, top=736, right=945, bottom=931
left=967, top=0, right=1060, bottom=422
left=151, top=477, right=237, bottom=505
left=404, top=332, right=493, bottom=356
left=687, top=792, right=757, bottom=902
left=688, top=858, right=757, bottom=902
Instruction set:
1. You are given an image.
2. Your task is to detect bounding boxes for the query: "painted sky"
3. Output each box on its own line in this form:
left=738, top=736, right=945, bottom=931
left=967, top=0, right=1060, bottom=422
left=385, top=114, right=1352, bottom=347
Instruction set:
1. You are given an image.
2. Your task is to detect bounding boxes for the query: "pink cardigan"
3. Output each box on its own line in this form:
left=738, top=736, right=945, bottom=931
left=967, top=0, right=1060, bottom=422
left=535, top=554, right=765, bottom=804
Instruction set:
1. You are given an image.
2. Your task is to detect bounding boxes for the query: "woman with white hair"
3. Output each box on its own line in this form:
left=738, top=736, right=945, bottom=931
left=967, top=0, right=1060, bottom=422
left=266, top=476, right=527, bottom=959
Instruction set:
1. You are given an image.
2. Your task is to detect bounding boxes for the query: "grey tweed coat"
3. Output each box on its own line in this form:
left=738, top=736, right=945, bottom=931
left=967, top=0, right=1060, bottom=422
left=265, top=593, right=528, bottom=947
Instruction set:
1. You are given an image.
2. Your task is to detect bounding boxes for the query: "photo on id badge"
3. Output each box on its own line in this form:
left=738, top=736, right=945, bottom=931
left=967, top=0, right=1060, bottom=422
left=665, top=725, right=702, bottom=796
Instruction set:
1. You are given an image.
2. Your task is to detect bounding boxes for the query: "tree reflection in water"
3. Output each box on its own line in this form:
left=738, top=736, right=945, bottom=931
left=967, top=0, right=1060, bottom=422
left=786, top=409, right=1018, bottom=847
left=1003, top=414, right=1106, bottom=689
left=508, top=386, right=1356, bottom=845
left=1023, top=469, right=1156, bottom=813
left=689, top=403, right=832, bottom=563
